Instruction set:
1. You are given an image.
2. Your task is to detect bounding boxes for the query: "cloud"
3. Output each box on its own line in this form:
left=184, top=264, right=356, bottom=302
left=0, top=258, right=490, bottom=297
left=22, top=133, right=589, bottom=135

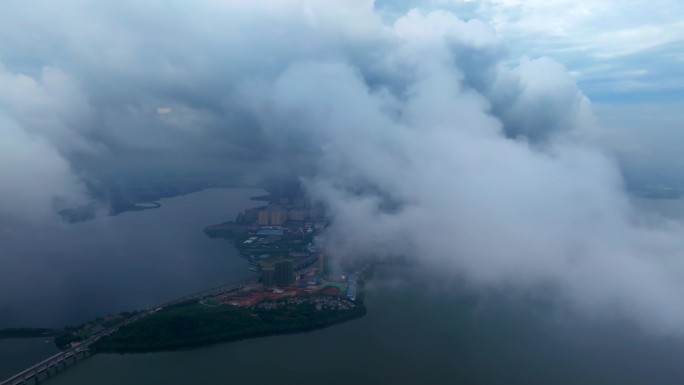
left=234, top=7, right=684, bottom=334
left=1, top=0, right=684, bottom=335
left=465, top=0, right=684, bottom=58
left=376, top=0, right=684, bottom=103
left=0, top=113, right=87, bottom=223
left=594, top=102, right=684, bottom=188
left=0, top=63, right=91, bottom=223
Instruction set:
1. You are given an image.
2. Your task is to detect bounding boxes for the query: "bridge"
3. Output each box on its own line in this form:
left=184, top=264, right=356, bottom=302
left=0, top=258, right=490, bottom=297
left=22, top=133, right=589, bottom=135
left=0, top=276, right=258, bottom=385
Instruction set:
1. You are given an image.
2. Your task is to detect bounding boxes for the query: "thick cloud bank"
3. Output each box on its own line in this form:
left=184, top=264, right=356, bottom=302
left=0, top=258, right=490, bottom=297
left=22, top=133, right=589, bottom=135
left=1, top=1, right=684, bottom=333
left=0, top=64, right=90, bottom=222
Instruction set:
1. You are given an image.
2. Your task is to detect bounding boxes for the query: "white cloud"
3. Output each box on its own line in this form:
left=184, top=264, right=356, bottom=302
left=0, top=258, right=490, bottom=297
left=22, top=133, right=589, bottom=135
left=0, top=114, right=87, bottom=222
left=0, top=62, right=93, bottom=222
left=1, top=0, right=684, bottom=335
left=400, top=0, right=684, bottom=102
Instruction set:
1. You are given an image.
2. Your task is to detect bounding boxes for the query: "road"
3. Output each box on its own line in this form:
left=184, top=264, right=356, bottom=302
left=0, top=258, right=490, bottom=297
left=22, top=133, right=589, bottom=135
left=0, top=275, right=258, bottom=385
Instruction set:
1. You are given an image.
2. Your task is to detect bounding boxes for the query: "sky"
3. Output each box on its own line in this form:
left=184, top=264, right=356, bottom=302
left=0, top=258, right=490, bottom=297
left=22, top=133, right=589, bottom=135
left=374, top=0, right=684, bottom=187
left=1, top=0, right=684, bottom=335
left=376, top=0, right=684, bottom=103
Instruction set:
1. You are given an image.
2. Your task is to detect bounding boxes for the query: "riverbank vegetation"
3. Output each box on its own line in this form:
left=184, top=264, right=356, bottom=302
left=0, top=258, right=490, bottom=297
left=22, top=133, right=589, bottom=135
left=202, top=221, right=249, bottom=238
left=93, top=296, right=366, bottom=353
left=52, top=311, right=141, bottom=349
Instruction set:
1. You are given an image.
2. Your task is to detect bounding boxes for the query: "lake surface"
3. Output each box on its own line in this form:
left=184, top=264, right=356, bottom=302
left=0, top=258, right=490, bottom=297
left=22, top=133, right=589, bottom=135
left=4, top=193, right=684, bottom=384
left=0, top=188, right=264, bottom=379
left=40, top=265, right=684, bottom=385
left=0, top=338, right=59, bottom=380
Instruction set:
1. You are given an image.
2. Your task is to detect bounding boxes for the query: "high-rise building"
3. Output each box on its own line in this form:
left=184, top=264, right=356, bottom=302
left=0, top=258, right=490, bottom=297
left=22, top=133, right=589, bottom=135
left=261, top=266, right=276, bottom=287
left=289, top=209, right=307, bottom=221
left=257, top=210, right=270, bottom=226
left=274, top=260, right=294, bottom=286
left=269, top=208, right=286, bottom=226
left=257, top=206, right=288, bottom=226
left=317, top=252, right=325, bottom=274
left=240, top=208, right=259, bottom=223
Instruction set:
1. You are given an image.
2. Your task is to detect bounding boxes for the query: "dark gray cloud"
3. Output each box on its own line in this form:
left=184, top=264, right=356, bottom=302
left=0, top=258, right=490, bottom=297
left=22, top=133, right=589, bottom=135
left=1, top=1, right=684, bottom=334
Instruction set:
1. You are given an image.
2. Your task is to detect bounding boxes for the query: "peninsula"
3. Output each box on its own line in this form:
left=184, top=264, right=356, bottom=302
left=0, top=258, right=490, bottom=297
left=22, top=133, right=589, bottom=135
left=94, top=293, right=365, bottom=353
left=3, top=188, right=369, bottom=355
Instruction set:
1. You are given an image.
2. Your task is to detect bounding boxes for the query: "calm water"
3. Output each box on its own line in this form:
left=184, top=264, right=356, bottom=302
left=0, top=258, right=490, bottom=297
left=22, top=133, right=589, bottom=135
left=41, top=265, right=684, bottom=385
left=0, top=188, right=264, bottom=378
left=0, top=338, right=59, bottom=380
left=4, top=194, right=684, bottom=384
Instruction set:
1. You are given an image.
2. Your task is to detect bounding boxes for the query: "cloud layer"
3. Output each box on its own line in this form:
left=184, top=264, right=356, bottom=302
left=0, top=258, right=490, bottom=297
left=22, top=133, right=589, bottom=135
left=376, top=0, right=684, bottom=103
left=1, top=1, right=684, bottom=334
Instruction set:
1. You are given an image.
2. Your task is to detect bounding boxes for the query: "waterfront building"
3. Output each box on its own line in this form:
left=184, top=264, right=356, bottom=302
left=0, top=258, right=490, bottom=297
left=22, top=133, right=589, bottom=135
left=237, top=208, right=259, bottom=223
left=262, top=266, right=276, bottom=287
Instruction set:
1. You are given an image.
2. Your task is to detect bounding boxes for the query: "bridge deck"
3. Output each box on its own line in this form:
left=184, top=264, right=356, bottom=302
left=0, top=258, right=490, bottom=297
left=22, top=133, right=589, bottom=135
left=0, top=276, right=257, bottom=385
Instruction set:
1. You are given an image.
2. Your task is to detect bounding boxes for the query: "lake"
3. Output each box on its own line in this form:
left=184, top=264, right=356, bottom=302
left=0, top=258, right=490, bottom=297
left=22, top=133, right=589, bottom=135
left=0, top=188, right=264, bottom=379
left=4, top=192, right=684, bottom=384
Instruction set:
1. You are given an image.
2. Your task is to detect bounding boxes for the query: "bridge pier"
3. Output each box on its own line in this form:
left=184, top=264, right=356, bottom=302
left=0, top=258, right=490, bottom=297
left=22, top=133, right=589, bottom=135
left=22, top=373, right=37, bottom=385
left=4, top=351, right=92, bottom=385
left=53, top=358, right=65, bottom=372
left=34, top=371, right=47, bottom=384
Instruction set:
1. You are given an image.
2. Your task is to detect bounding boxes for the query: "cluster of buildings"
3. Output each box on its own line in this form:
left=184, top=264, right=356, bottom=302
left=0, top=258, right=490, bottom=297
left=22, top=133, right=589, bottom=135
left=217, top=191, right=363, bottom=308
left=231, top=193, right=328, bottom=287
left=236, top=198, right=325, bottom=227
left=253, top=295, right=357, bottom=312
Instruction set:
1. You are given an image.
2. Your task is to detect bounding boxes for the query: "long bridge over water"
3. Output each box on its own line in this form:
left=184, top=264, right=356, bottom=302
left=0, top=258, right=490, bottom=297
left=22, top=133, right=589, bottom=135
left=1, top=276, right=258, bottom=385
